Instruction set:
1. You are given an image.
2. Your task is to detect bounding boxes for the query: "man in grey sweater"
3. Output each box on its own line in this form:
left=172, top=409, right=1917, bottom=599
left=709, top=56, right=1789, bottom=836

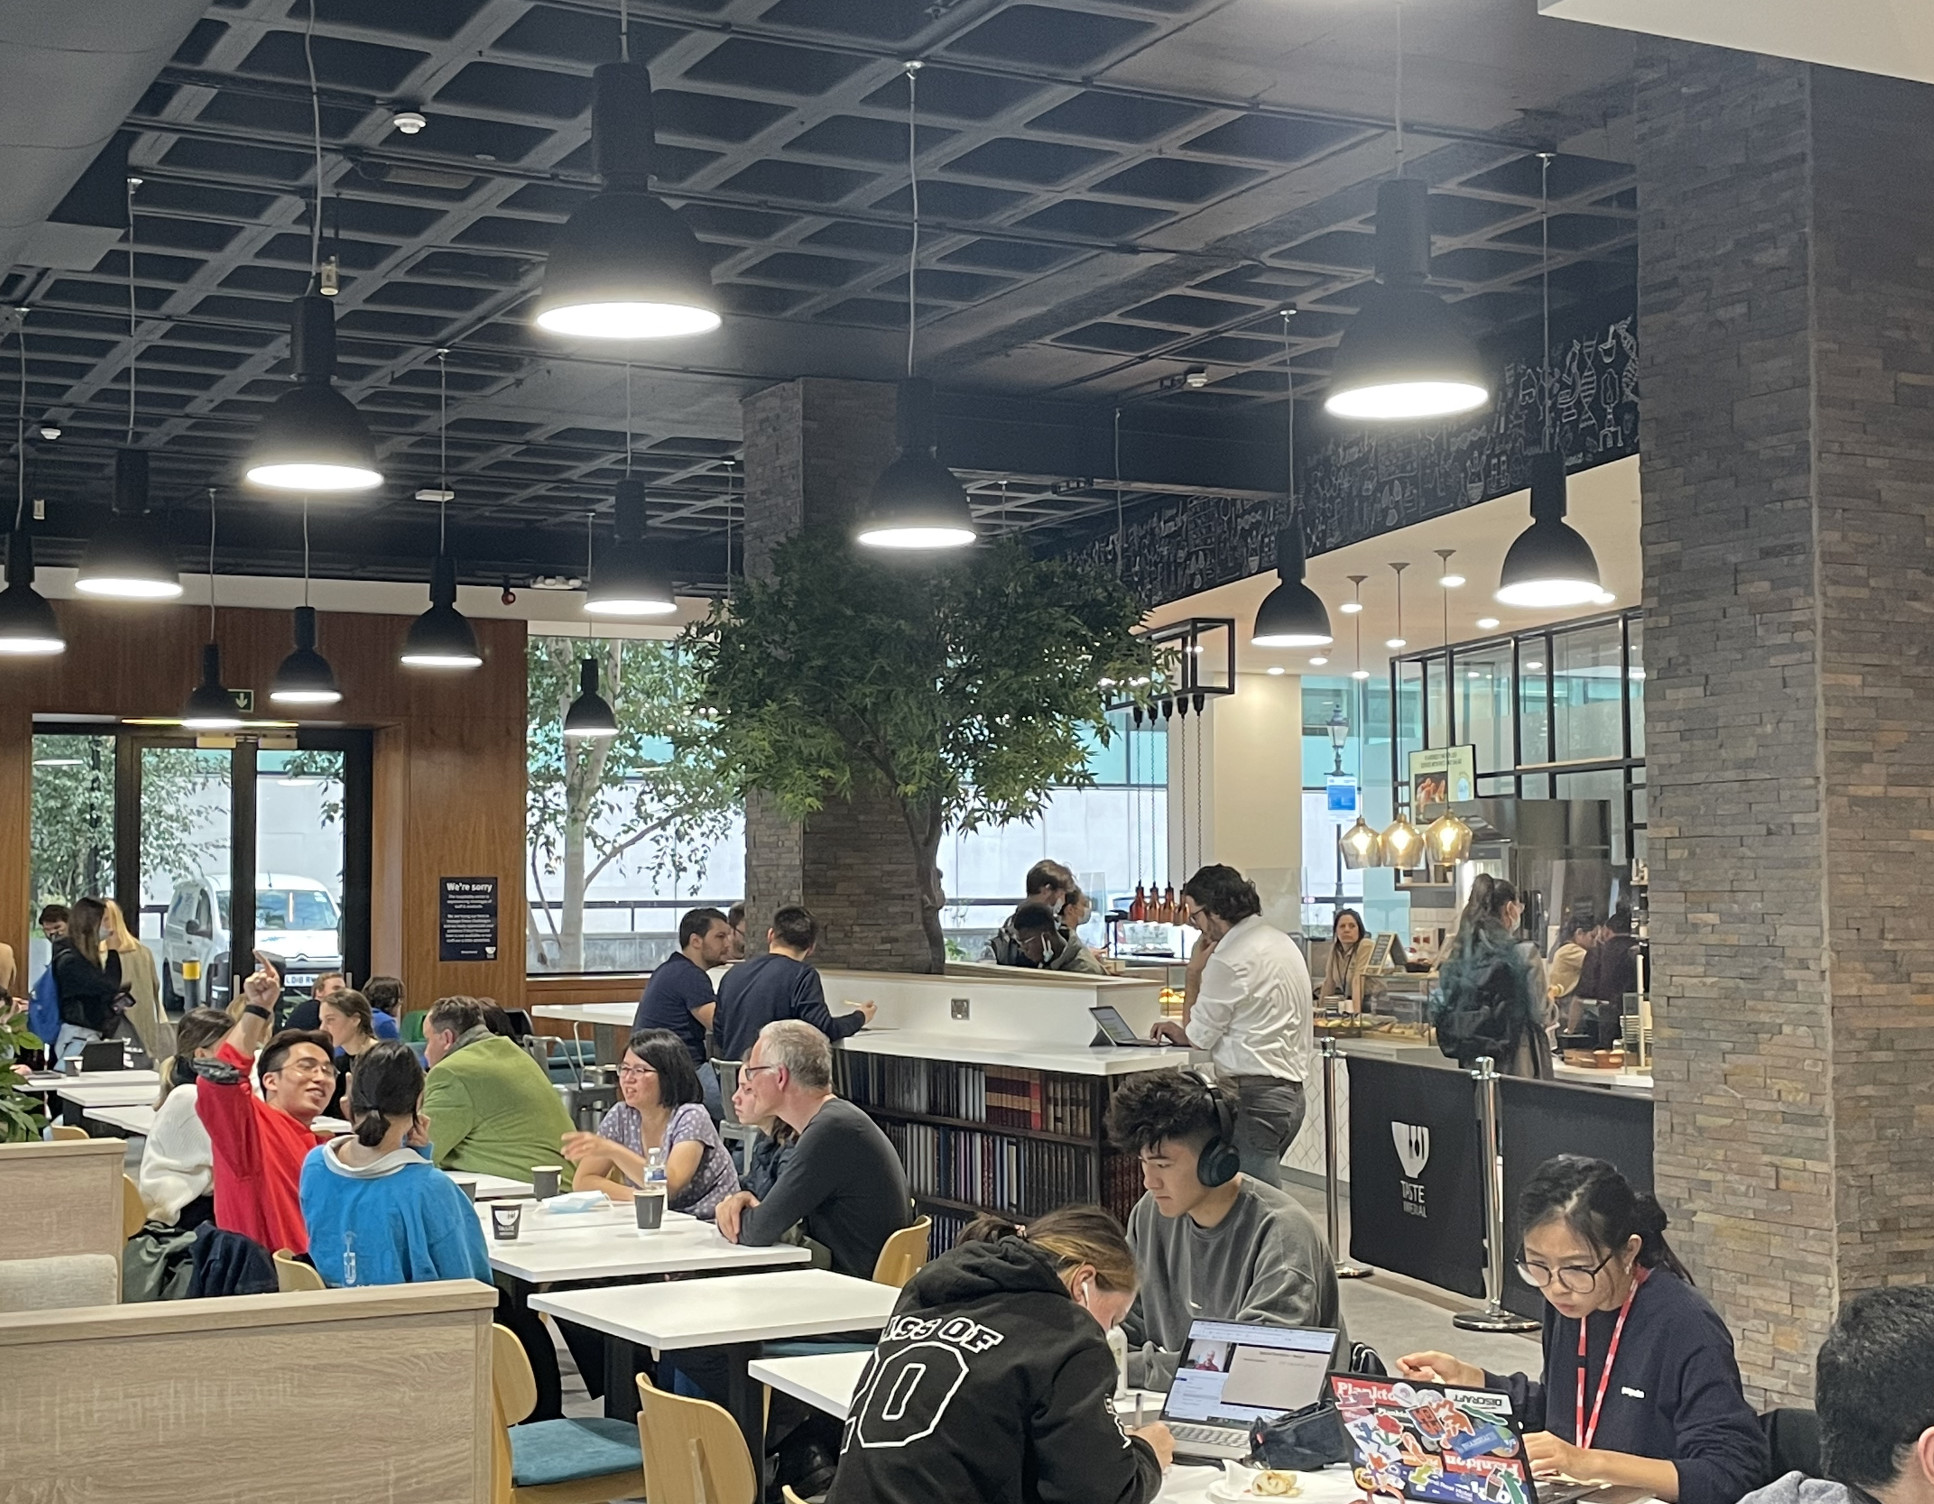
left=1107, top=1068, right=1345, bottom=1389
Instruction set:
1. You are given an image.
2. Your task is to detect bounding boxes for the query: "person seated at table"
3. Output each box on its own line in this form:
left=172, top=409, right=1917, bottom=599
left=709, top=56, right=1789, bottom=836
left=284, top=972, right=402, bottom=1039
left=421, top=995, right=576, bottom=1184
left=826, top=1205, right=1172, bottom=1504
left=1740, top=1285, right=1934, bottom=1504
left=1106, top=1068, right=1345, bottom=1389
left=193, top=954, right=336, bottom=1255
left=562, top=1026, right=739, bottom=1219
left=1400, top=1155, right=1768, bottom=1504
left=714, top=1020, right=911, bottom=1279
left=985, top=902, right=1067, bottom=971
left=299, top=1041, right=491, bottom=1287
left=317, top=987, right=384, bottom=1119
left=136, top=1006, right=231, bottom=1228
left=714, top=905, right=874, bottom=1063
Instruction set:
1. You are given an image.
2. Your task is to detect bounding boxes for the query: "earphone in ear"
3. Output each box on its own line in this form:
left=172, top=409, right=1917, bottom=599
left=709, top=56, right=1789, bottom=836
left=1189, top=1071, right=1242, bottom=1188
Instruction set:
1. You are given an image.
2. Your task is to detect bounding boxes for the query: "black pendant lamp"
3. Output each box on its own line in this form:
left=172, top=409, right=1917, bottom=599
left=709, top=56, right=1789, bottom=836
left=270, top=605, right=342, bottom=706
left=1252, top=521, right=1333, bottom=648
left=586, top=478, right=676, bottom=616
left=245, top=295, right=382, bottom=492
left=76, top=451, right=181, bottom=599
left=1495, top=450, right=1602, bottom=607
left=856, top=378, right=976, bottom=550
left=181, top=642, right=243, bottom=730
left=400, top=553, right=482, bottom=670
left=534, top=62, right=718, bottom=339
left=0, top=530, right=65, bottom=656
left=563, top=657, right=620, bottom=739
left=1325, top=177, right=1489, bottom=422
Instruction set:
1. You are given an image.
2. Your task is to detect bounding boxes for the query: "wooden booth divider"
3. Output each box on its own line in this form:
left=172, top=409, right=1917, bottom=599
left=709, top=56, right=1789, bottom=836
left=0, top=1138, right=128, bottom=1282
left=0, top=1280, right=500, bottom=1504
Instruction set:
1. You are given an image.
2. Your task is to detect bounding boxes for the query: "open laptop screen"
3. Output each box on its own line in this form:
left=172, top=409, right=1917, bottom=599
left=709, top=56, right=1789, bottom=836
left=1163, top=1321, right=1338, bottom=1427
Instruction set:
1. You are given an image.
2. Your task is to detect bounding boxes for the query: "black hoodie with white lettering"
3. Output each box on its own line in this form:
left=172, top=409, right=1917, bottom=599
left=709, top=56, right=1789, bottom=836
left=826, top=1235, right=1162, bottom=1504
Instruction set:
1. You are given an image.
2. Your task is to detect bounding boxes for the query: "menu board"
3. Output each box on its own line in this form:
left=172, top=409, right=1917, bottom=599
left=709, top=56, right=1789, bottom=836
left=1408, top=746, right=1476, bottom=813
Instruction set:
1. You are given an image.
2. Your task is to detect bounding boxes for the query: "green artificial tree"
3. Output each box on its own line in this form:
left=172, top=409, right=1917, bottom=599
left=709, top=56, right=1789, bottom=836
left=685, top=530, right=1160, bottom=973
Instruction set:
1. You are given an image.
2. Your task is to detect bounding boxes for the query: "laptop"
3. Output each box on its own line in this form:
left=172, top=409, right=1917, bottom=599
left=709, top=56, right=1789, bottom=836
left=1329, top=1375, right=1644, bottom=1504
left=1160, top=1320, right=1340, bottom=1460
left=1088, top=1005, right=1169, bottom=1049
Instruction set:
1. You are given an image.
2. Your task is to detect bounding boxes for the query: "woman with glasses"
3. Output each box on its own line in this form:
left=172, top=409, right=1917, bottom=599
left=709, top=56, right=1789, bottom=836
left=563, top=1026, right=739, bottom=1219
left=1398, top=1156, right=1768, bottom=1504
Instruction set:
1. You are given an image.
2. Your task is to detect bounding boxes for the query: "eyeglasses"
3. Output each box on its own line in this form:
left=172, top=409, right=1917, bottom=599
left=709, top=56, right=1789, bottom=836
left=1516, top=1249, right=1615, bottom=1294
left=617, top=1064, right=657, bottom=1080
left=272, top=1058, right=335, bottom=1081
left=1180, top=905, right=1205, bottom=925
left=739, top=1063, right=781, bottom=1080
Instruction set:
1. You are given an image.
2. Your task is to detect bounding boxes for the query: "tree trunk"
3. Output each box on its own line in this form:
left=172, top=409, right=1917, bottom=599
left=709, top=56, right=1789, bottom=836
left=902, top=798, right=947, bottom=974
left=561, top=813, right=589, bottom=971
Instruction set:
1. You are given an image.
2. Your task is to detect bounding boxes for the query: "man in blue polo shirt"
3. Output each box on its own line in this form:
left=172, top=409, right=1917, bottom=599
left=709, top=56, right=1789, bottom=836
left=714, top=904, right=874, bottom=1063
left=634, top=906, right=733, bottom=1118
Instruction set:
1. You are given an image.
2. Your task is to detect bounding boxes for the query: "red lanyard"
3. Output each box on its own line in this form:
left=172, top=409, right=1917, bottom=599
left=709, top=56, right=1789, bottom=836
left=1575, top=1266, right=1648, bottom=1450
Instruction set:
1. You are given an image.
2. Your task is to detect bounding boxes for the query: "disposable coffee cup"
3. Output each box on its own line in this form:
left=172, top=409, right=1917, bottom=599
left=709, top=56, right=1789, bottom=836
left=454, top=1176, right=477, bottom=1202
left=634, top=1188, right=666, bottom=1231
left=531, top=1165, right=562, bottom=1199
left=491, top=1202, right=525, bottom=1241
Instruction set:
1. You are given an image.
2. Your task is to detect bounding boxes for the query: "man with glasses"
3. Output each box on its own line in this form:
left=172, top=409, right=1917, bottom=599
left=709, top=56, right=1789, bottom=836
left=192, top=953, right=336, bottom=1254
left=1148, top=864, right=1312, bottom=1185
left=714, top=1019, right=910, bottom=1280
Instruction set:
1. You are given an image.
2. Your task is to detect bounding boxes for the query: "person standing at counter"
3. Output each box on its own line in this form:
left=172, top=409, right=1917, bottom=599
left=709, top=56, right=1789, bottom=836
left=1577, top=907, right=1642, bottom=1049
left=1318, top=908, right=1382, bottom=1013
left=1549, top=916, right=1597, bottom=1036
left=1433, top=874, right=1553, bottom=1079
left=1147, top=864, right=1311, bottom=1182
left=1399, top=1156, right=1769, bottom=1504
left=714, top=904, right=874, bottom=1062
left=634, top=906, right=733, bottom=1118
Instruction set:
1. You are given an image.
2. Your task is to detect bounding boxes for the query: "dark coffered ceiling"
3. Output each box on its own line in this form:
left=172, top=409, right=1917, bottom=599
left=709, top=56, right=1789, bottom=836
left=0, top=0, right=1638, bottom=590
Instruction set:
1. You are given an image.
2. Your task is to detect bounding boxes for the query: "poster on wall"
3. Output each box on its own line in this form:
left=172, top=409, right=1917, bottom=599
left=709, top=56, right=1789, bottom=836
left=1408, top=746, right=1476, bottom=814
left=439, top=876, right=499, bottom=962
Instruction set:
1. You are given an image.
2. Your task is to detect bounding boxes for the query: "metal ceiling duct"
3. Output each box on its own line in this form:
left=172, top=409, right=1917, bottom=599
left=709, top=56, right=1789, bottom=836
left=0, top=1, right=209, bottom=275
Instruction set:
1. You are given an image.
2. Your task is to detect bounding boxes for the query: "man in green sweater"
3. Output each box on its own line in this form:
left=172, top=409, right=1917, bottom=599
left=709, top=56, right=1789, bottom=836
left=1107, top=1068, right=1346, bottom=1389
left=422, top=996, right=575, bottom=1183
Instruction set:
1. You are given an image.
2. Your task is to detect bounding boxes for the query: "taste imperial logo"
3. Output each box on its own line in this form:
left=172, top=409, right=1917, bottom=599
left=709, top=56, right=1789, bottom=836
left=1393, top=1122, right=1430, bottom=1218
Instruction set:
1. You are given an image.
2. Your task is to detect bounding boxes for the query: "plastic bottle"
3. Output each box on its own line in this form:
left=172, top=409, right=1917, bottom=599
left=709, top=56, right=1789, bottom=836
left=636, top=1145, right=668, bottom=1231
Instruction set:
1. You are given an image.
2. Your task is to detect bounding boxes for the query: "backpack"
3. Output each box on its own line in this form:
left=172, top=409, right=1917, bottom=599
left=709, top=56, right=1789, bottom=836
left=1431, top=935, right=1532, bottom=1066
left=27, top=965, right=58, bottom=1050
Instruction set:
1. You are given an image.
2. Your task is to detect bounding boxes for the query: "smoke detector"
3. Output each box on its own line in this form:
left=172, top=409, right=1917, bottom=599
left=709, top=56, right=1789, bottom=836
left=392, top=109, right=428, bottom=136
left=37, top=422, right=60, bottom=440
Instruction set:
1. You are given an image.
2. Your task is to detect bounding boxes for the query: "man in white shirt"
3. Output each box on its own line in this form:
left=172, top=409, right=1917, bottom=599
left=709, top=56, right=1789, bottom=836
left=1149, top=863, right=1311, bottom=1185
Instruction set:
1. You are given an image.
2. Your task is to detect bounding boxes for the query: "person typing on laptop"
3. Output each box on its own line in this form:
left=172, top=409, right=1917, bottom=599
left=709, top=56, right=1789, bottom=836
left=1398, top=1156, right=1768, bottom=1504
left=1105, top=1069, right=1346, bottom=1391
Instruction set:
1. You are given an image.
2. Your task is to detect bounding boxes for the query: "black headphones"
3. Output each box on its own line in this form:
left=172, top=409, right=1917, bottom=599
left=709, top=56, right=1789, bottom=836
left=1188, top=1071, right=1242, bottom=1188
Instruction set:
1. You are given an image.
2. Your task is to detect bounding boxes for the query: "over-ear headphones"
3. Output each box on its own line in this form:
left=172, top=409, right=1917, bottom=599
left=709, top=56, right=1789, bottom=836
left=1189, top=1071, right=1242, bottom=1188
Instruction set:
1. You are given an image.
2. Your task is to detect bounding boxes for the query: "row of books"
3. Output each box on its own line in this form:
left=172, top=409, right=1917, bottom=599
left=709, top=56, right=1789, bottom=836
left=838, top=1054, right=1101, bottom=1139
left=886, top=1120, right=1098, bottom=1215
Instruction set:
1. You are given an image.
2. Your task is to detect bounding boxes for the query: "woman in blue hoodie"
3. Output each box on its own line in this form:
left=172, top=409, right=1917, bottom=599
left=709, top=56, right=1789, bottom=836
left=1400, top=1157, right=1769, bottom=1504
left=299, top=1041, right=491, bottom=1287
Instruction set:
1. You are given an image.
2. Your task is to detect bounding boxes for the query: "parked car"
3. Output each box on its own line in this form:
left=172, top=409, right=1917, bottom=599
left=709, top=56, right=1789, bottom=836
left=161, top=872, right=343, bottom=1005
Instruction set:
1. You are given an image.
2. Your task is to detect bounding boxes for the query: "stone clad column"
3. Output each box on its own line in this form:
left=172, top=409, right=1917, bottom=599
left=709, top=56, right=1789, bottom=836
left=737, top=378, right=934, bottom=973
left=1639, top=41, right=1934, bottom=1404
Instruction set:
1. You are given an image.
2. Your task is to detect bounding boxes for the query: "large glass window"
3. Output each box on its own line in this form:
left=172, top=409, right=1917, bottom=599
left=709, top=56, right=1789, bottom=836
left=143, top=746, right=233, bottom=1004
left=1552, top=619, right=1626, bottom=763
left=1454, top=643, right=1515, bottom=776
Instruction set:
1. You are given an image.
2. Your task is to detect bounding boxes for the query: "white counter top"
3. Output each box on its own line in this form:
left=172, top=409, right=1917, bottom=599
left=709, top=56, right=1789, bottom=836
left=530, top=1002, right=635, bottom=1027
left=840, top=1030, right=1198, bottom=1077
left=1552, top=1062, right=1654, bottom=1095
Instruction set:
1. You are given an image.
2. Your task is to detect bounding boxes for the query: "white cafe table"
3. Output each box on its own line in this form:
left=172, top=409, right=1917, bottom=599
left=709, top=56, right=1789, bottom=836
left=448, top=1172, right=533, bottom=1201
left=20, top=1069, right=159, bottom=1098
left=475, top=1200, right=812, bottom=1284
left=533, top=1268, right=896, bottom=1454
left=746, top=1350, right=871, bottom=1419
left=83, top=1102, right=349, bottom=1138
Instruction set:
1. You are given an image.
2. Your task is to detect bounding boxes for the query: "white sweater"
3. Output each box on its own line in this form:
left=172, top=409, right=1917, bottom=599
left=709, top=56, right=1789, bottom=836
left=136, top=1082, right=214, bottom=1223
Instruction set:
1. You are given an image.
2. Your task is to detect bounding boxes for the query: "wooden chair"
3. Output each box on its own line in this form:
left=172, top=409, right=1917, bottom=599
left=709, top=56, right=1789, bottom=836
left=871, top=1215, right=931, bottom=1289
left=48, top=1125, right=89, bottom=1142
left=782, top=1489, right=816, bottom=1504
left=120, top=1175, right=147, bottom=1239
left=272, top=1250, right=326, bottom=1293
left=490, top=1324, right=643, bottom=1504
left=634, top=1371, right=757, bottom=1504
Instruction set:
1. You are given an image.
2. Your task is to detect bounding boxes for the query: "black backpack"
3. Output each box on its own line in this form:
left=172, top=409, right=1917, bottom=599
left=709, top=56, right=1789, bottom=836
left=1431, top=936, right=1531, bottom=1066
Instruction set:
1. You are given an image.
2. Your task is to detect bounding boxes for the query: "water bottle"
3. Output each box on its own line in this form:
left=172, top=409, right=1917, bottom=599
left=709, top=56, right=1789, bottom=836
left=635, top=1145, right=667, bottom=1231
left=341, top=1230, right=358, bottom=1288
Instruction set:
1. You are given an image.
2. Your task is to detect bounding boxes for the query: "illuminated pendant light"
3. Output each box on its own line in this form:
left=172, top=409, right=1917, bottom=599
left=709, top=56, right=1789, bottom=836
left=270, top=503, right=341, bottom=706
left=1341, top=815, right=1383, bottom=870
left=1496, top=160, right=1600, bottom=609
left=401, top=553, right=482, bottom=669
left=1324, top=10, right=1487, bottom=423
left=563, top=657, right=619, bottom=739
left=244, top=294, right=382, bottom=491
left=1252, top=314, right=1331, bottom=649
left=1347, top=575, right=1371, bottom=681
left=78, top=186, right=182, bottom=599
left=0, top=530, right=64, bottom=656
left=855, top=64, right=975, bottom=552
left=182, top=643, right=243, bottom=730
left=1385, top=560, right=1408, bottom=649
left=1425, top=809, right=1473, bottom=864
left=586, top=368, right=676, bottom=615
left=1381, top=813, right=1424, bottom=869
left=533, top=39, right=719, bottom=340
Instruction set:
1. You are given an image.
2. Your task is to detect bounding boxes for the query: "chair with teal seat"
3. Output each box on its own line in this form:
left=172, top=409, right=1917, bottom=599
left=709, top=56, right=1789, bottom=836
left=491, top=1324, right=645, bottom=1504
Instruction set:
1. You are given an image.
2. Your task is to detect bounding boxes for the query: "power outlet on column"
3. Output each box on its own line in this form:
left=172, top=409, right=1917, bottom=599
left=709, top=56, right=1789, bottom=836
left=950, top=997, right=970, bottom=1021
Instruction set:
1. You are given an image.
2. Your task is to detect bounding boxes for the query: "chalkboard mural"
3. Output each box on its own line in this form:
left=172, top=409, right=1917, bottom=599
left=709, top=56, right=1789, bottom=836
left=1045, top=313, right=1639, bottom=610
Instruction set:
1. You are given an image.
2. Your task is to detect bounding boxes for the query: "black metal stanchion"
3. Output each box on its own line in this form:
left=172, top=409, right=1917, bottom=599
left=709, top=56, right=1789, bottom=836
left=1320, top=1037, right=1373, bottom=1278
left=1452, top=1055, right=1539, bottom=1332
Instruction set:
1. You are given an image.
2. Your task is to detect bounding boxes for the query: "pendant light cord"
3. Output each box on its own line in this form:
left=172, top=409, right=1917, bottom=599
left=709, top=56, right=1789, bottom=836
left=1112, top=405, right=1124, bottom=579
left=302, top=495, right=312, bottom=608
left=126, top=177, right=139, bottom=445
left=206, top=486, right=218, bottom=639
left=1539, top=151, right=1553, bottom=448
left=904, top=62, right=921, bottom=379
left=14, top=313, right=26, bottom=532
left=304, top=0, right=324, bottom=281
left=619, top=0, right=630, bottom=62
left=1282, top=310, right=1295, bottom=530
left=1393, top=0, right=1405, bottom=174
left=436, top=347, right=449, bottom=492
left=624, top=363, right=633, bottom=476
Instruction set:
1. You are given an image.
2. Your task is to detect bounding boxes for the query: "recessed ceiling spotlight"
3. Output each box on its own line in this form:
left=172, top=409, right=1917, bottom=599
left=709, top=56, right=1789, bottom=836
left=1477, top=616, right=1500, bottom=630
left=1183, top=366, right=1209, bottom=389
left=1339, top=600, right=1363, bottom=614
left=37, top=423, right=59, bottom=441
left=1267, top=665, right=1287, bottom=676
left=1525, top=660, right=1544, bottom=671
left=1351, top=668, right=1371, bottom=681
left=392, top=109, right=428, bottom=135
left=1385, top=636, right=1406, bottom=650
left=1308, top=656, right=1328, bottom=667
left=1439, top=572, right=1465, bottom=588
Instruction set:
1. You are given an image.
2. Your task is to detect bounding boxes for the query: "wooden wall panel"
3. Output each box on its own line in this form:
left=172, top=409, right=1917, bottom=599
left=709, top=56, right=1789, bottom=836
left=0, top=1139, right=126, bottom=1266
left=0, top=599, right=528, bottom=1008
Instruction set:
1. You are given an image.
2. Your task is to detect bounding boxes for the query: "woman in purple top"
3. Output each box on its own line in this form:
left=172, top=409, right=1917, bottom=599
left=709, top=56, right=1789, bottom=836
left=564, top=1027, right=739, bottom=1219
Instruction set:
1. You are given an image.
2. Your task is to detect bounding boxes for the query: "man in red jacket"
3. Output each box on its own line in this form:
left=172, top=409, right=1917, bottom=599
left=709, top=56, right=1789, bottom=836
left=195, top=953, right=334, bottom=1254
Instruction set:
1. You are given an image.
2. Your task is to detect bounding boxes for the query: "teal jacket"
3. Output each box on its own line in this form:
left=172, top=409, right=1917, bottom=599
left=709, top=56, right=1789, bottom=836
left=298, top=1141, right=492, bottom=1288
